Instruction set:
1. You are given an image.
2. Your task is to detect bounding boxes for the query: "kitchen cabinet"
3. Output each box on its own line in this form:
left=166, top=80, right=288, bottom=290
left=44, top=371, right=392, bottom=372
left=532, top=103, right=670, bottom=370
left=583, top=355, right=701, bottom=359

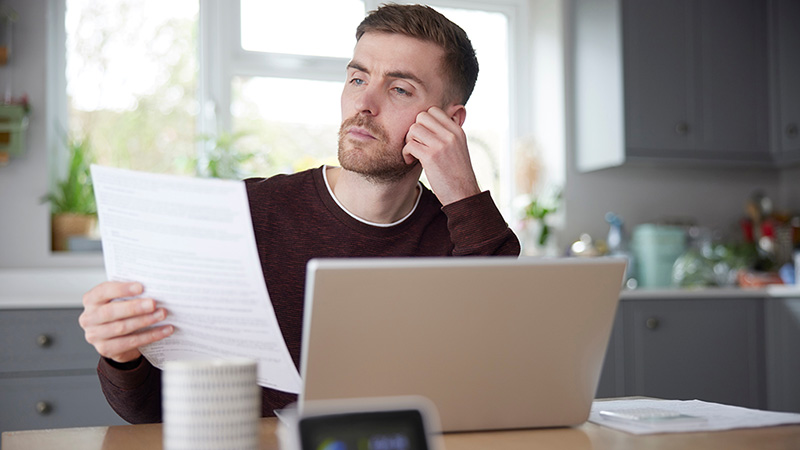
left=574, top=0, right=771, bottom=171
left=769, top=0, right=800, bottom=162
left=765, top=298, right=800, bottom=412
left=0, top=309, right=127, bottom=434
left=622, top=298, right=765, bottom=409
left=596, top=305, right=624, bottom=398
left=595, top=296, right=782, bottom=411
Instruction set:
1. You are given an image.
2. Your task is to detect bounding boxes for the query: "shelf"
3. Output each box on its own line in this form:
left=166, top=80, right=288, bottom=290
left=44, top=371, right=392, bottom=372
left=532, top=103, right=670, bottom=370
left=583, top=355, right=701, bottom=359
left=0, top=104, right=29, bottom=165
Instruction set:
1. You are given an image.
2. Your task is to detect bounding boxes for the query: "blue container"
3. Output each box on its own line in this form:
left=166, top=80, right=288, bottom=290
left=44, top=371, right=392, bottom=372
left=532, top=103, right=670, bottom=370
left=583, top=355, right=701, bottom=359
left=632, top=224, right=687, bottom=288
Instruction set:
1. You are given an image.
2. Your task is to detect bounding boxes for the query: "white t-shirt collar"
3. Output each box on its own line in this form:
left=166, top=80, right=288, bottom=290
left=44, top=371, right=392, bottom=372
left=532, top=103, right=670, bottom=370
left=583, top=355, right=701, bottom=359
left=322, top=166, right=422, bottom=228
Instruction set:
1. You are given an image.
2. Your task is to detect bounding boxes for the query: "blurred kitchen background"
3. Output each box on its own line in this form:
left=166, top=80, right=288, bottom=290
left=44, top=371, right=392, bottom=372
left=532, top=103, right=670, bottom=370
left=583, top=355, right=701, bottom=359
left=5, top=0, right=797, bottom=290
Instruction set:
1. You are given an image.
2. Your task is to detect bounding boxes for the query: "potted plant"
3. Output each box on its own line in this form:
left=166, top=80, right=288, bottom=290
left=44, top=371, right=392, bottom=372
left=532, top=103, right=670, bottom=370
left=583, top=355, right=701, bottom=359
left=43, top=137, right=97, bottom=251
left=195, top=130, right=255, bottom=179
left=520, top=187, right=562, bottom=256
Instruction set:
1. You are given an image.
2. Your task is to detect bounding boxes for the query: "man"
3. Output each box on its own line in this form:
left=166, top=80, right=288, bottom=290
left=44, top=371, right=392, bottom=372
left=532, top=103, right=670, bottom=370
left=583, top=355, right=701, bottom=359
left=79, top=4, right=520, bottom=423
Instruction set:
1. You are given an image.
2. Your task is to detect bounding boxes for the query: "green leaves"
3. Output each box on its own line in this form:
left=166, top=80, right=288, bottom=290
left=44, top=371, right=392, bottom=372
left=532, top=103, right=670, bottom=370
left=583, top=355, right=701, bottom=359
left=195, top=131, right=255, bottom=179
left=524, top=189, right=562, bottom=247
left=43, top=138, right=96, bottom=215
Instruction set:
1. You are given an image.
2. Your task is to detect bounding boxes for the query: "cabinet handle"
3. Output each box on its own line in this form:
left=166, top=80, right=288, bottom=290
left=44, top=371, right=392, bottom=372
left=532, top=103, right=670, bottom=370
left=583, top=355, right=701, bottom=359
left=35, top=401, right=53, bottom=415
left=645, top=317, right=660, bottom=330
left=675, top=122, right=690, bottom=136
left=36, top=334, right=53, bottom=348
left=787, top=124, right=798, bottom=139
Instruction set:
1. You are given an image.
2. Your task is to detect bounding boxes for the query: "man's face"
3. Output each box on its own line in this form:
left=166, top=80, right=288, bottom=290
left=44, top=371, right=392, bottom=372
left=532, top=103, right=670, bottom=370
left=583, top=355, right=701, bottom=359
left=338, top=32, right=449, bottom=182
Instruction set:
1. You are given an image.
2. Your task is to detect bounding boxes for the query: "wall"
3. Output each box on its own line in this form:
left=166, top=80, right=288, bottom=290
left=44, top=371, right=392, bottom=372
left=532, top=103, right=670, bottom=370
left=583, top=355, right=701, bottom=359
left=0, top=0, right=101, bottom=269
left=1, top=0, right=55, bottom=267
left=561, top=162, right=783, bottom=250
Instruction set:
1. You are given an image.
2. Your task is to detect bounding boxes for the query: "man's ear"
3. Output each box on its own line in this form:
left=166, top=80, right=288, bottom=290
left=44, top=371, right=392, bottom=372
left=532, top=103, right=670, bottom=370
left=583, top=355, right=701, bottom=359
left=445, top=104, right=467, bottom=127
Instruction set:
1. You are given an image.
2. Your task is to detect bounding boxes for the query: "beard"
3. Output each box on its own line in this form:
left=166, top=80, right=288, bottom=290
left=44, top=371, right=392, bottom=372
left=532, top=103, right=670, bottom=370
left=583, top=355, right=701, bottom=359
left=337, top=114, right=419, bottom=183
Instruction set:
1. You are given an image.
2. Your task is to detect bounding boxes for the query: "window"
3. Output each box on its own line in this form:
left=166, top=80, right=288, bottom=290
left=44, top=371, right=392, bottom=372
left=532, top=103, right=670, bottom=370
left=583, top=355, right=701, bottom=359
left=65, top=0, right=199, bottom=174
left=429, top=5, right=511, bottom=208
left=230, top=76, right=342, bottom=175
left=61, top=0, right=530, bottom=218
left=240, top=0, right=364, bottom=58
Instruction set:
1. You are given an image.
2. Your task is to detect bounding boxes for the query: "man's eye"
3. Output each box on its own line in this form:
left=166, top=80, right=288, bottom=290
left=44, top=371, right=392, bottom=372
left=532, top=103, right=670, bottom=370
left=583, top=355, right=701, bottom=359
left=393, top=87, right=410, bottom=96
left=350, top=78, right=365, bottom=86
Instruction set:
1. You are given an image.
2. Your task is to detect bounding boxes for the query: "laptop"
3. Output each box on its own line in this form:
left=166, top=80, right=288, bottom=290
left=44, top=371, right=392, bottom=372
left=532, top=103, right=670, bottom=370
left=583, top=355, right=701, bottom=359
left=299, top=256, right=626, bottom=432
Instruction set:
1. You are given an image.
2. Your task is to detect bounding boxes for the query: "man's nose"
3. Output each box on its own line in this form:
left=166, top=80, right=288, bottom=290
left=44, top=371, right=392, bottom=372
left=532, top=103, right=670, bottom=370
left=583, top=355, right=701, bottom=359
left=354, top=84, right=380, bottom=116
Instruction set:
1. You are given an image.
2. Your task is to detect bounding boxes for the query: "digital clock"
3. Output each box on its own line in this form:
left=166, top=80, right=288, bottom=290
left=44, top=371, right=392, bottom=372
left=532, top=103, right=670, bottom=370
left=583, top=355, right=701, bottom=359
left=279, top=396, right=441, bottom=450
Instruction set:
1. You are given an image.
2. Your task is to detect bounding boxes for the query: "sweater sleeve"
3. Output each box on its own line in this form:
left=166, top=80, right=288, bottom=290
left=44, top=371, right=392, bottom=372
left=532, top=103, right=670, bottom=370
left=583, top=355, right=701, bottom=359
left=97, top=356, right=163, bottom=424
left=442, top=191, right=520, bottom=256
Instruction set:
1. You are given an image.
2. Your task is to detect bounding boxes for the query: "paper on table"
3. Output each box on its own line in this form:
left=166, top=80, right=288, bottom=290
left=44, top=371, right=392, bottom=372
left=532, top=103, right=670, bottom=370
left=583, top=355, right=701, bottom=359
left=91, top=165, right=301, bottom=394
left=590, top=398, right=800, bottom=434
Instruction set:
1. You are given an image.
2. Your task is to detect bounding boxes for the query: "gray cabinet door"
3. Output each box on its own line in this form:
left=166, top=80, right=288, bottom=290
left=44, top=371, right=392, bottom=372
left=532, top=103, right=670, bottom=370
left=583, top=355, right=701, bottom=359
left=623, top=0, right=695, bottom=154
left=770, top=0, right=800, bottom=158
left=596, top=305, right=625, bottom=398
left=0, top=308, right=126, bottom=434
left=0, top=374, right=127, bottom=434
left=623, top=0, right=768, bottom=160
left=0, top=309, right=101, bottom=374
left=623, top=299, right=765, bottom=409
left=765, top=298, right=800, bottom=412
left=697, top=0, right=768, bottom=157
left=574, top=0, right=771, bottom=170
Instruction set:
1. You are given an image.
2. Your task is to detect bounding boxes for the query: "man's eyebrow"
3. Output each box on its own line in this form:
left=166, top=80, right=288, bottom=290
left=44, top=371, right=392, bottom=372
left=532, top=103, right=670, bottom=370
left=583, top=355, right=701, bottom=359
left=347, top=61, right=368, bottom=73
left=347, top=61, right=425, bottom=87
left=386, top=70, right=425, bottom=87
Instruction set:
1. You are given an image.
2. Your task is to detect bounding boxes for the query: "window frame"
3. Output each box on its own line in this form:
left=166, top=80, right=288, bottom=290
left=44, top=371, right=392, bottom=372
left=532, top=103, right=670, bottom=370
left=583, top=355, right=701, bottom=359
left=49, top=0, right=69, bottom=187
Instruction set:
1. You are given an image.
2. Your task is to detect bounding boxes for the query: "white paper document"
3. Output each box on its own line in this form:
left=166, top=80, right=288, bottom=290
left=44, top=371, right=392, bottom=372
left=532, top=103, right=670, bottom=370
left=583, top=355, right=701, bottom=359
left=91, top=165, right=301, bottom=394
left=590, top=398, right=800, bottom=434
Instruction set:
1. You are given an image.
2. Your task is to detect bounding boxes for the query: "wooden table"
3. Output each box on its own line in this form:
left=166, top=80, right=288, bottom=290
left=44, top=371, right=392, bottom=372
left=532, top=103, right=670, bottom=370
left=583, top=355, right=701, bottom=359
left=3, top=418, right=800, bottom=450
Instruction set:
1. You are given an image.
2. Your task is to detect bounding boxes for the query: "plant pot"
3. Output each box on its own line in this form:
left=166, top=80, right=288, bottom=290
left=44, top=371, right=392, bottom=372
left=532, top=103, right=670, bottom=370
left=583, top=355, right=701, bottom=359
left=51, top=213, right=97, bottom=252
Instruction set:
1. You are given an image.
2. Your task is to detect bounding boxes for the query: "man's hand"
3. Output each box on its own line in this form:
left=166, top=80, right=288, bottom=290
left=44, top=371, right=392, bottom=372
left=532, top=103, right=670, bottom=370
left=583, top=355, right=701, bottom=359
left=79, top=281, right=173, bottom=364
left=403, top=106, right=481, bottom=205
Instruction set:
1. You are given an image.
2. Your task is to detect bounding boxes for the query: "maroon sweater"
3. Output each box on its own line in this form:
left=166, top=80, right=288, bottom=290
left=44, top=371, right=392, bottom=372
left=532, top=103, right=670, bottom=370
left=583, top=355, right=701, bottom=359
left=97, top=166, right=520, bottom=423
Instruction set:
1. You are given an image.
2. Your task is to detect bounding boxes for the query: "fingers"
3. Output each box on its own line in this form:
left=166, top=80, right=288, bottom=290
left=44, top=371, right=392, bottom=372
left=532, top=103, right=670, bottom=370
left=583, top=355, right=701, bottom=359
left=403, top=106, right=480, bottom=205
left=404, top=107, right=467, bottom=165
left=80, top=282, right=155, bottom=328
left=405, top=108, right=461, bottom=153
left=79, top=281, right=172, bottom=364
left=84, top=306, right=167, bottom=342
left=94, top=324, right=174, bottom=363
left=83, top=281, right=143, bottom=308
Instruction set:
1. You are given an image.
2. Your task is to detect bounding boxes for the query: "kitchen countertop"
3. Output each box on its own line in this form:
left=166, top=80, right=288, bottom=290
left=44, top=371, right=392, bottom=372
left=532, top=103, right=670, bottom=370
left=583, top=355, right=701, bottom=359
left=0, top=267, right=107, bottom=309
left=1, top=268, right=799, bottom=310
left=621, top=285, right=800, bottom=300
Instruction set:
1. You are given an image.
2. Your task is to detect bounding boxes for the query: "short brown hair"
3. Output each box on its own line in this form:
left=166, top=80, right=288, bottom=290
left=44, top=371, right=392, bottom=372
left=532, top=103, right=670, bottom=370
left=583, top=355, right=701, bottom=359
left=356, top=3, right=479, bottom=106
